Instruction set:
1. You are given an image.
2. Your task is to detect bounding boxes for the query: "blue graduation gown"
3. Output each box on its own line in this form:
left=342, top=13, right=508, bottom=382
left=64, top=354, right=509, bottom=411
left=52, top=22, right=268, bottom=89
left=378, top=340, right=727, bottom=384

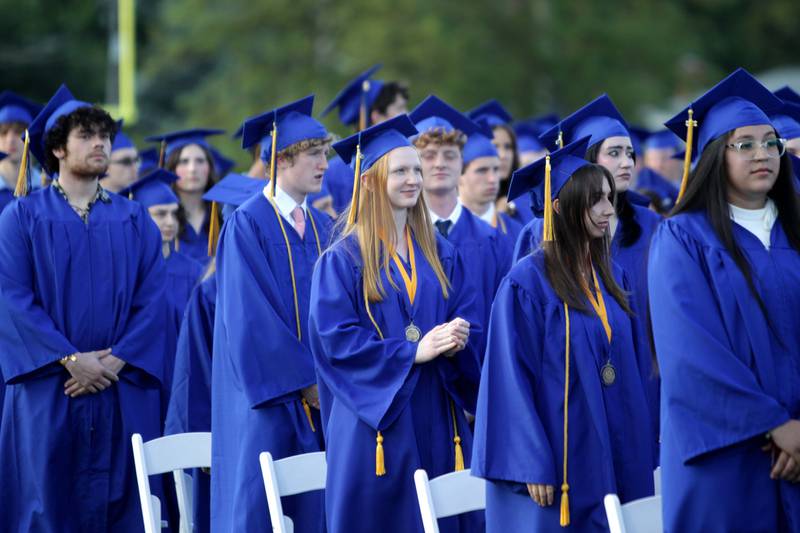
left=0, top=187, right=15, bottom=426
left=635, top=168, right=679, bottom=210
left=178, top=217, right=211, bottom=265
left=0, top=186, right=167, bottom=532
left=323, top=155, right=355, bottom=215
left=471, top=252, right=655, bottom=532
left=443, top=208, right=511, bottom=359
left=309, top=233, right=483, bottom=533
left=211, top=194, right=331, bottom=532
left=649, top=213, right=800, bottom=533
left=166, top=249, right=204, bottom=326
left=507, top=193, right=535, bottom=226
left=512, top=216, right=543, bottom=263
left=165, top=273, right=216, bottom=533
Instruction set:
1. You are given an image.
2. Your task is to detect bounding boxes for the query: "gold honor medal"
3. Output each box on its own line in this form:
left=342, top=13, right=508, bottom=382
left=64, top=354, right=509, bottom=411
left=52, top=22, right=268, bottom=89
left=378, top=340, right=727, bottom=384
left=405, top=323, right=421, bottom=343
left=601, top=362, right=616, bottom=386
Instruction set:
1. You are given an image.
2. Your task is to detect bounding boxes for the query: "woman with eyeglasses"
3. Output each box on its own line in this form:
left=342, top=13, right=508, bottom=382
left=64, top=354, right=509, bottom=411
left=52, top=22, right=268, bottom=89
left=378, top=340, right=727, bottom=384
left=100, top=128, right=139, bottom=193
left=650, top=69, right=800, bottom=532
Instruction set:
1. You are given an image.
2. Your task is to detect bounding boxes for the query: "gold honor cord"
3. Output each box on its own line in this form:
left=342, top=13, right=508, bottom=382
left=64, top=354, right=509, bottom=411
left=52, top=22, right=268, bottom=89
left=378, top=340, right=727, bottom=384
left=266, top=198, right=322, bottom=433
left=390, top=226, right=418, bottom=307
left=582, top=266, right=612, bottom=343
left=677, top=108, right=697, bottom=202
left=491, top=211, right=508, bottom=235
left=561, top=302, right=571, bottom=527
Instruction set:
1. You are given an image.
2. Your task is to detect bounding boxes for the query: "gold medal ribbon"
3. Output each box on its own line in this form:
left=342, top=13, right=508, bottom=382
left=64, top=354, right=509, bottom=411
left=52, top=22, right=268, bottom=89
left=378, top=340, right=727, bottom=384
left=391, top=226, right=417, bottom=307
left=582, top=266, right=612, bottom=343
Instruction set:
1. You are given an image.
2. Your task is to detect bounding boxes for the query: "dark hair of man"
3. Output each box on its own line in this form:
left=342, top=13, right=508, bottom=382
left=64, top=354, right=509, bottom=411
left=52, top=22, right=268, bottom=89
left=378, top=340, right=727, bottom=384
left=671, top=132, right=800, bottom=308
left=494, top=124, right=520, bottom=201
left=0, top=121, right=27, bottom=136
left=371, top=82, right=409, bottom=117
left=165, top=144, right=221, bottom=240
left=586, top=141, right=642, bottom=247
left=544, top=163, right=632, bottom=314
left=42, top=106, right=117, bottom=175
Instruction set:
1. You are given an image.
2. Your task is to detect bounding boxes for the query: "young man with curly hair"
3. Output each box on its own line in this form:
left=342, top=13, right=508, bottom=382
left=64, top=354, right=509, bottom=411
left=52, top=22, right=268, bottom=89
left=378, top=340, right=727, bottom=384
left=0, top=85, right=168, bottom=532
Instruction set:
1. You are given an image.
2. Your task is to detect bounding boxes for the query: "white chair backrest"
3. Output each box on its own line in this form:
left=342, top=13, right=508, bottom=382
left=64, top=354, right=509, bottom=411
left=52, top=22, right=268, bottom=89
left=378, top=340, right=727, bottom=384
left=259, top=451, right=327, bottom=533
left=653, top=467, right=661, bottom=496
left=131, top=432, right=212, bottom=533
left=414, top=469, right=486, bottom=533
left=604, top=493, right=663, bottom=533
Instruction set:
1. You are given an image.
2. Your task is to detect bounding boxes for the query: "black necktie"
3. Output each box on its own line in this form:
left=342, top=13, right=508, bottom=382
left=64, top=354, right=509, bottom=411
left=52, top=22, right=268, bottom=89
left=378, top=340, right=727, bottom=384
left=435, top=219, right=452, bottom=237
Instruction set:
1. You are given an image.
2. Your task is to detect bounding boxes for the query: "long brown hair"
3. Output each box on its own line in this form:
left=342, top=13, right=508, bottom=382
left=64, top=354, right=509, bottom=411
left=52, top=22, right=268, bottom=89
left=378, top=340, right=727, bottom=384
left=544, top=164, right=632, bottom=314
left=166, top=144, right=220, bottom=240
left=336, top=151, right=450, bottom=303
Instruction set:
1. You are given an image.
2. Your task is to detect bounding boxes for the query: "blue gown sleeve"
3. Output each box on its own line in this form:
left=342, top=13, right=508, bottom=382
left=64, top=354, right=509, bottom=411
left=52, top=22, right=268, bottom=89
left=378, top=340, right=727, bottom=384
left=648, top=220, right=790, bottom=463
left=309, top=247, right=418, bottom=430
left=215, top=211, right=316, bottom=409
left=0, top=203, right=78, bottom=382
left=472, top=275, right=557, bottom=485
left=111, top=208, right=168, bottom=384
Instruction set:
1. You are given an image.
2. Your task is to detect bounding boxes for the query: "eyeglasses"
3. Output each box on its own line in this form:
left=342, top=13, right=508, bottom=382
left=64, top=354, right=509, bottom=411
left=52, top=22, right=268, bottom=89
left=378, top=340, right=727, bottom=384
left=726, top=138, right=786, bottom=158
left=110, top=156, right=141, bottom=167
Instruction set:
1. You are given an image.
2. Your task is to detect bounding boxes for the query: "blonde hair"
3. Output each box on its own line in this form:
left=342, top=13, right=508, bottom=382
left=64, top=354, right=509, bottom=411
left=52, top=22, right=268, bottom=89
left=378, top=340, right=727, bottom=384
left=337, top=151, right=450, bottom=303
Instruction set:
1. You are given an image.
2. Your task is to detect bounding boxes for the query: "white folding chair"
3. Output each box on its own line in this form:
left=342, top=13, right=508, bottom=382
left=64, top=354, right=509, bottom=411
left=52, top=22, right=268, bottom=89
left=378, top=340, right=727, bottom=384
left=604, top=493, right=663, bottom=533
left=653, top=467, right=661, bottom=496
left=131, top=432, right=212, bottom=533
left=414, top=469, right=486, bottom=533
left=259, top=450, right=327, bottom=533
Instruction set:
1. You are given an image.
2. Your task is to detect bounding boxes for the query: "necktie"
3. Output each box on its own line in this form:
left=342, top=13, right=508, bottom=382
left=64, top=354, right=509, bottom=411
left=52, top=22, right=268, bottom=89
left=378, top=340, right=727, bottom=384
left=291, top=205, right=306, bottom=239
left=435, top=219, right=452, bottom=237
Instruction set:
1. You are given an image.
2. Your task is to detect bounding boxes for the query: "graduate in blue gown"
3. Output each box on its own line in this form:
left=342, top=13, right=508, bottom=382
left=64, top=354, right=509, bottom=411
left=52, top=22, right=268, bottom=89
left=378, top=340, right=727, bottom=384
left=468, top=99, right=533, bottom=226
left=164, top=172, right=264, bottom=533
left=459, top=131, right=523, bottom=244
left=309, top=115, right=483, bottom=533
left=652, top=68, right=800, bottom=533
left=472, top=137, right=655, bottom=533
left=410, top=95, right=511, bottom=358
left=146, top=128, right=227, bottom=264
left=0, top=91, right=42, bottom=212
left=320, top=64, right=410, bottom=215
left=0, top=84, right=167, bottom=532
left=770, top=92, right=800, bottom=193
left=100, top=121, right=140, bottom=194
left=211, top=96, right=333, bottom=532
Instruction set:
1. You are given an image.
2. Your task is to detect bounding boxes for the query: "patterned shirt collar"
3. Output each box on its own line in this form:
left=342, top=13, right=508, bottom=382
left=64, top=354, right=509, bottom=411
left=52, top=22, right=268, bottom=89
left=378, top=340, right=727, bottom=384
left=52, top=180, right=111, bottom=224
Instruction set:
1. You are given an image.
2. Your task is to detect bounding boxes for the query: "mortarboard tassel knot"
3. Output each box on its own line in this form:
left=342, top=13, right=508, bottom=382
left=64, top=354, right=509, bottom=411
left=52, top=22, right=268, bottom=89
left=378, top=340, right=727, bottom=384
left=14, top=129, right=30, bottom=198
left=677, top=109, right=697, bottom=202
left=375, top=431, right=386, bottom=476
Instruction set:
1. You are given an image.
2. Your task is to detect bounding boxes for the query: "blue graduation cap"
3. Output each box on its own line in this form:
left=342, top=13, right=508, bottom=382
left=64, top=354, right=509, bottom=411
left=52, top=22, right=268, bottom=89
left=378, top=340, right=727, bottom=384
left=467, top=99, right=513, bottom=129
left=514, top=114, right=559, bottom=153
left=0, top=91, right=43, bottom=125
left=23, top=84, right=93, bottom=192
left=462, top=131, right=499, bottom=167
left=775, top=86, right=800, bottom=106
left=111, top=120, right=135, bottom=152
left=239, top=95, right=328, bottom=196
left=628, top=125, right=651, bottom=157
left=145, top=128, right=225, bottom=166
left=209, top=147, right=236, bottom=177
left=664, top=68, right=783, bottom=200
left=769, top=102, right=800, bottom=140
left=203, top=172, right=264, bottom=208
left=332, top=114, right=418, bottom=225
left=0, top=152, right=6, bottom=162
left=408, top=95, right=482, bottom=138
left=119, top=168, right=179, bottom=208
left=539, top=94, right=629, bottom=152
left=644, top=129, right=684, bottom=151
left=138, top=148, right=159, bottom=175
left=321, top=64, right=384, bottom=129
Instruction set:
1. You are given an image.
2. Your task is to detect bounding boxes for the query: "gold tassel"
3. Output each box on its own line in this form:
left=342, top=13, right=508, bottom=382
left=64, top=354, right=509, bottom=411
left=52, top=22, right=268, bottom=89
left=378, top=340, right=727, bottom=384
left=301, top=398, right=316, bottom=432
left=158, top=140, right=166, bottom=169
left=359, top=80, right=370, bottom=131
left=560, top=302, right=571, bottom=528
left=14, top=130, right=30, bottom=198
left=207, top=201, right=220, bottom=257
left=677, top=108, right=696, bottom=202
left=269, top=121, right=278, bottom=198
left=375, top=431, right=386, bottom=476
left=346, top=143, right=363, bottom=226
left=542, top=155, right=554, bottom=242
left=560, top=483, right=571, bottom=527
left=450, top=400, right=465, bottom=471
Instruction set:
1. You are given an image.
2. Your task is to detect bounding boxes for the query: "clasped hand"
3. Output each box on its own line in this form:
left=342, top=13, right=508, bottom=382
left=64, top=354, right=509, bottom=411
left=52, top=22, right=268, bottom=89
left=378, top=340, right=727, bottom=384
left=63, top=348, right=126, bottom=397
left=414, top=318, right=470, bottom=364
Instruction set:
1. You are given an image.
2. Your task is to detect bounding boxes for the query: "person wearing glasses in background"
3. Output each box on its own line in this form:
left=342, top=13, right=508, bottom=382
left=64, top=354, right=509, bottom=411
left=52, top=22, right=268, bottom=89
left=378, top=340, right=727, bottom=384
left=100, top=121, right=139, bottom=194
left=651, top=69, right=800, bottom=533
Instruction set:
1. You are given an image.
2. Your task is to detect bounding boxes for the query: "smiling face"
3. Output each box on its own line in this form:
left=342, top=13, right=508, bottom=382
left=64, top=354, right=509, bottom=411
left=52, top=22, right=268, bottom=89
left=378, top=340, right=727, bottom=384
left=385, top=146, right=423, bottom=211
left=724, top=124, right=781, bottom=206
left=595, top=136, right=634, bottom=193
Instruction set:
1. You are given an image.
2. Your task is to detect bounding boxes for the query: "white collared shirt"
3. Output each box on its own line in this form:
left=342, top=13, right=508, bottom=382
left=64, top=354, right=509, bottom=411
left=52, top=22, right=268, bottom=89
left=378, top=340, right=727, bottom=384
left=429, top=200, right=463, bottom=227
left=477, top=202, right=496, bottom=226
left=263, top=184, right=308, bottom=231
